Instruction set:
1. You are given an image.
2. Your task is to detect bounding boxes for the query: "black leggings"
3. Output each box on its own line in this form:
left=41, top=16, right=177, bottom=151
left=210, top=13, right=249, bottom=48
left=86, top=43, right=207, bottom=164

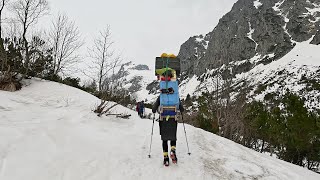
left=162, top=140, right=176, bottom=153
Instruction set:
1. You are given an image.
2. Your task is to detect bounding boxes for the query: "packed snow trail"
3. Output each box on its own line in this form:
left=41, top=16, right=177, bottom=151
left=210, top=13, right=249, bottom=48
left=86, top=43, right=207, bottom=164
left=0, top=79, right=319, bottom=180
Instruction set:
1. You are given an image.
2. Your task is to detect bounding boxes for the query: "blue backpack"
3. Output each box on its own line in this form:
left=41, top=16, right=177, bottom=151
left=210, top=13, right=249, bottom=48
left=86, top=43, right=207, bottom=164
left=159, top=81, right=180, bottom=119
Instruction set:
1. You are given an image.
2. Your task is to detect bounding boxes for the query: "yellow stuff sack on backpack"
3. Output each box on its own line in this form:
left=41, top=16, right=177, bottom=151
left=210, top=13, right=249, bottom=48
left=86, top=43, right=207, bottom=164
left=161, top=53, right=176, bottom=58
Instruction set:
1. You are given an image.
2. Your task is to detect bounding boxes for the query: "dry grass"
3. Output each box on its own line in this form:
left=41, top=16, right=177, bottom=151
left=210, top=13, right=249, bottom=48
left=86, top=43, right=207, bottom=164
left=0, top=74, right=22, bottom=92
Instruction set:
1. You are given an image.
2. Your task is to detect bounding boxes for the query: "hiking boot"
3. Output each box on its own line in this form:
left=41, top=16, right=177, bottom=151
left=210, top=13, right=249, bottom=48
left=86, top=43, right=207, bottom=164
left=170, top=149, right=178, bottom=164
left=163, top=155, right=169, bottom=166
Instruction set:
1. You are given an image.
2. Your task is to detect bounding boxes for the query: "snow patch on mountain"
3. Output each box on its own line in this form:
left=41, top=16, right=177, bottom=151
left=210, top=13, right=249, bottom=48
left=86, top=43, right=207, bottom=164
left=180, top=75, right=201, bottom=98
left=272, top=0, right=285, bottom=12
left=253, top=0, right=262, bottom=9
left=195, top=34, right=210, bottom=50
left=247, top=21, right=258, bottom=51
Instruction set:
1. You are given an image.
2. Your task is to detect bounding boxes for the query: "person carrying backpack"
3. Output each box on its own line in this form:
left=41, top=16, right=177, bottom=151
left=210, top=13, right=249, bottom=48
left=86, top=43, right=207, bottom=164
left=139, top=101, right=145, bottom=118
left=152, top=71, right=184, bottom=166
left=136, top=102, right=141, bottom=116
left=152, top=96, right=184, bottom=166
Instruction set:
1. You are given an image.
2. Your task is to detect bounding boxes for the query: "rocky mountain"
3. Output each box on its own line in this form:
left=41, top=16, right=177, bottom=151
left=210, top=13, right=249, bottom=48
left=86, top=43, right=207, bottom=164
left=179, top=0, right=320, bottom=76
left=178, top=33, right=212, bottom=76
left=178, top=0, right=320, bottom=109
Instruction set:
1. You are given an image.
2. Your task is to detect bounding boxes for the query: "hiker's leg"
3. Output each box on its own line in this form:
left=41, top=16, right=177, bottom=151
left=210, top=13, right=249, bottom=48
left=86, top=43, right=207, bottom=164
left=162, top=140, right=168, bottom=156
left=170, top=140, right=177, bottom=162
left=162, top=140, right=169, bottom=166
left=171, top=140, right=176, bottom=151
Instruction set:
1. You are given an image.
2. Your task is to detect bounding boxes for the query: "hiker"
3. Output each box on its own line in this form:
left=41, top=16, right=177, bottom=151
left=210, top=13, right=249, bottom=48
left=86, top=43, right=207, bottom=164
left=152, top=95, right=184, bottom=166
left=139, top=101, right=145, bottom=118
left=151, top=53, right=184, bottom=166
left=136, top=102, right=141, bottom=116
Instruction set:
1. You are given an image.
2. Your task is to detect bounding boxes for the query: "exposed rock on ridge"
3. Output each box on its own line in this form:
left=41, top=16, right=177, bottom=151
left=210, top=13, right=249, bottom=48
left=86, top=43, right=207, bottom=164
left=178, top=0, right=320, bottom=77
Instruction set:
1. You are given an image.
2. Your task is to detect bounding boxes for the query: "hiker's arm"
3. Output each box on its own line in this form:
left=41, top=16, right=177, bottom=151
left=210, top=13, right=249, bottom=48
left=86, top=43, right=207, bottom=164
left=152, top=97, right=160, bottom=113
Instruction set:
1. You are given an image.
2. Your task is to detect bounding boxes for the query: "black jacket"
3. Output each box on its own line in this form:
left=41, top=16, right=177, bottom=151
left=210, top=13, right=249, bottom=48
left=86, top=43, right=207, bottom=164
left=152, top=96, right=184, bottom=113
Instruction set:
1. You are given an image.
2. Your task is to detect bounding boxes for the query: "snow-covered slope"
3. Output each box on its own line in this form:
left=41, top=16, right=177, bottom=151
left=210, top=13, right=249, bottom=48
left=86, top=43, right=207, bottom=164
left=0, top=79, right=319, bottom=180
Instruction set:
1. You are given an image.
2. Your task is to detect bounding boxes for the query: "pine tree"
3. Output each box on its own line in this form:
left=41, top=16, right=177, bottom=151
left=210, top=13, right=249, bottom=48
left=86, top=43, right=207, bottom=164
left=280, top=92, right=318, bottom=167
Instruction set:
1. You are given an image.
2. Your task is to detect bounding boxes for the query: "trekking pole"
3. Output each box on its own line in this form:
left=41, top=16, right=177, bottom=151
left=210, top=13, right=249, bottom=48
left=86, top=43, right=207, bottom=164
left=148, top=114, right=156, bottom=158
left=182, top=113, right=191, bottom=155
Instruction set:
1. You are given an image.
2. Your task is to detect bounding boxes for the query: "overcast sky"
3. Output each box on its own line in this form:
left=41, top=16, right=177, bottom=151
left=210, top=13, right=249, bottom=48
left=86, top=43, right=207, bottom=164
left=45, top=0, right=238, bottom=69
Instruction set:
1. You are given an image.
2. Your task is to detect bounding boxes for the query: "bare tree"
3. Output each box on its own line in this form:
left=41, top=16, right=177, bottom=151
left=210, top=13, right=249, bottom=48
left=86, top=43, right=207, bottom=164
left=85, top=26, right=121, bottom=92
left=49, top=13, right=83, bottom=76
left=94, top=100, right=118, bottom=117
left=3, top=18, right=19, bottom=40
left=84, top=26, right=124, bottom=116
left=0, top=0, right=9, bottom=39
left=11, top=0, right=49, bottom=76
left=0, top=0, right=9, bottom=73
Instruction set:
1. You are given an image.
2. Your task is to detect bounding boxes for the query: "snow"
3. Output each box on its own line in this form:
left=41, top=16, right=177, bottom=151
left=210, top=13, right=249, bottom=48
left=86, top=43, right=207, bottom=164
left=195, top=37, right=203, bottom=43
left=306, top=2, right=320, bottom=15
left=0, top=79, right=319, bottom=180
left=194, top=47, right=199, bottom=58
left=253, top=0, right=263, bottom=9
left=250, top=54, right=262, bottom=63
left=247, top=21, right=258, bottom=51
left=272, top=0, right=285, bottom=12
left=180, top=75, right=201, bottom=98
left=248, top=37, right=320, bottom=82
left=306, top=3, right=320, bottom=22
left=310, top=16, right=320, bottom=23
left=232, top=59, right=249, bottom=66
left=204, top=40, right=210, bottom=49
left=194, top=35, right=210, bottom=50
left=269, top=53, right=275, bottom=58
left=271, top=0, right=294, bottom=43
left=235, top=37, right=320, bottom=109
